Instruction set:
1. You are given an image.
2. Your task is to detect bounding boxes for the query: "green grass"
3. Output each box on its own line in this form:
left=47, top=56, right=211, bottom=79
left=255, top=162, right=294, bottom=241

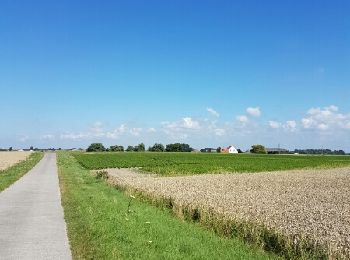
left=57, top=151, right=279, bottom=260
left=0, top=152, right=43, bottom=192
left=73, top=152, right=350, bottom=176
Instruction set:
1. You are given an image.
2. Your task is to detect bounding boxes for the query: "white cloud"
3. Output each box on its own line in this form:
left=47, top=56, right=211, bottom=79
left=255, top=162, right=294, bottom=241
left=183, top=117, right=200, bottom=129
left=105, top=124, right=127, bottom=139
left=284, top=120, right=297, bottom=132
left=147, top=127, right=157, bottom=133
left=214, top=128, right=226, bottom=136
left=207, top=107, right=220, bottom=117
left=269, top=120, right=296, bottom=132
left=301, top=105, right=350, bottom=131
left=19, top=135, right=29, bottom=142
left=31, top=105, right=350, bottom=150
left=269, top=121, right=281, bottom=129
left=60, top=133, right=89, bottom=140
left=162, top=117, right=201, bottom=131
left=246, top=107, right=261, bottom=117
left=41, top=134, right=55, bottom=140
left=130, top=128, right=142, bottom=136
left=60, top=124, right=128, bottom=141
left=236, top=115, right=248, bottom=123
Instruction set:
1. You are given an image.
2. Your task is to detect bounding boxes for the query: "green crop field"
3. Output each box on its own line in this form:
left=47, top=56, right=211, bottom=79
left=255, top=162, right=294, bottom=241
left=58, top=152, right=278, bottom=260
left=73, top=152, right=350, bottom=176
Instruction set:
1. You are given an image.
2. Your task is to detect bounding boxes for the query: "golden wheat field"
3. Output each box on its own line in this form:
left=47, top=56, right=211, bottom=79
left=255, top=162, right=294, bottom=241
left=106, top=167, right=350, bottom=258
left=0, top=151, right=32, bottom=170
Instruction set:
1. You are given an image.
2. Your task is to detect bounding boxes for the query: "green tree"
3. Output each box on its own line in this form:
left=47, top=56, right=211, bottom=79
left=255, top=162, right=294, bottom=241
left=126, top=146, right=134, bottom=152
left=109, top=145, right=124, bottom=152
left=166, top=143, right=193, bottom=152
left=87, top=143, right=106, bottom=152
left=250, top=144, right=267, bottom=154
left=149, top=143, right=165, bottom=152
left=135, top=143, right=145, bottom=152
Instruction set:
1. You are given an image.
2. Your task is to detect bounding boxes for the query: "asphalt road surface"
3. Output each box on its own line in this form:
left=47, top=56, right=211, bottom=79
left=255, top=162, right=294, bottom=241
left=0, top=153, right=72, bottom=260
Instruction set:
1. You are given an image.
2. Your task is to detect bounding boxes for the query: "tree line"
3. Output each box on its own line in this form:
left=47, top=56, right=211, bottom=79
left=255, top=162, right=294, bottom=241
left=86, top=143, right=194, bottom=152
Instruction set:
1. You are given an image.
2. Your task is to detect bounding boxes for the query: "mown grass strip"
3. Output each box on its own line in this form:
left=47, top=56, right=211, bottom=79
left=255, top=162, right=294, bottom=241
left=57, top=151, right=279, bottom=260
left=0, top=152, right=43, bottom=192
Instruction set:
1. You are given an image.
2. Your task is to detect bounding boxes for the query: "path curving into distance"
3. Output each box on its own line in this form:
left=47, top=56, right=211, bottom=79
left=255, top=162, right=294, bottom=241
left=0, top=153, right=72, bottom=260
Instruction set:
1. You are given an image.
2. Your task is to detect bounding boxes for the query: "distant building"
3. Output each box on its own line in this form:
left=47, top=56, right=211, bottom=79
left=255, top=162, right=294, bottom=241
left=221, top=146, right=238, bottom=154
left=266, top=148, right=289, bottom=154
left=200, top=148, right=217, bottom=153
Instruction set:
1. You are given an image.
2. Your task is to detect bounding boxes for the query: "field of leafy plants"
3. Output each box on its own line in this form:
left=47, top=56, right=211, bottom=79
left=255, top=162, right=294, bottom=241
left=73, top=152, right=350, bottom=176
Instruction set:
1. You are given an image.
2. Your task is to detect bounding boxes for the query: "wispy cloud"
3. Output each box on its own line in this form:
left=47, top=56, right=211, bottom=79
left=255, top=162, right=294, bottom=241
left=269, top=121, right=281, bottom=129
left=246, top=107, right=261, bottom=117
left=236, top=115, right=248, bottom=123
left=18, top=135, right=29, bottom=142
left=41, top=134, right=55, bottom=140
left=207, top=107, right=220, bottom=117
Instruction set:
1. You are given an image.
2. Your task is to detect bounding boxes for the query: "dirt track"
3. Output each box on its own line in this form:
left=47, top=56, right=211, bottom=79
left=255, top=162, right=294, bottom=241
left=106, top=167, right=350, bottom=258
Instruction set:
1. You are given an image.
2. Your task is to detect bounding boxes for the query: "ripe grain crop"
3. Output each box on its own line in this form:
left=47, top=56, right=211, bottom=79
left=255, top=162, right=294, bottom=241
left=58, top=152, right=277, bottom=260
left=0, top=151, right=32, bottom=170
left=73, top=152, right=350, bottom=176
left=0, top=152, right=43, bottom=192
left=106, top=167, right=350, bottom=259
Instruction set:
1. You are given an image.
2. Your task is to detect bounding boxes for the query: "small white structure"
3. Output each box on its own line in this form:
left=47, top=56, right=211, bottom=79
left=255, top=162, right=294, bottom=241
left=221, top=145, right=239, bottom=154
left=228, top=146, right=238, bottom=154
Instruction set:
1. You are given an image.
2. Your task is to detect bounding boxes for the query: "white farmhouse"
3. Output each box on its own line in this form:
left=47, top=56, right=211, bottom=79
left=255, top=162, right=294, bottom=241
left=221, top=145, right=239, bottom=154
left=228, top=146, right=238, bottom=154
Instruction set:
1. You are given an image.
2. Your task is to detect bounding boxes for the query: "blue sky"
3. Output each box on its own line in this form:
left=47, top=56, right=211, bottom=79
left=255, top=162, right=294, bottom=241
left=1, top=1, right=349, bottom=151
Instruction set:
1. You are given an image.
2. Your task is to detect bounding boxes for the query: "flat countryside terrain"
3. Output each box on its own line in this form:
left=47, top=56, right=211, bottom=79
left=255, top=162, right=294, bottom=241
left=70, top=151, right=350, bottom=259
left=74, top=152, right=350, bottom=176
left=107, top=167, right=350, bottom=259
left=58, top=152, right=278, bottom=260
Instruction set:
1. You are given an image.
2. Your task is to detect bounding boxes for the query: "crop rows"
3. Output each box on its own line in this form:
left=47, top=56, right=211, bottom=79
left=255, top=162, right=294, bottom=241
left=106, top=167, right=350, bottom=259
left=74, top=152, right=350, bottom=176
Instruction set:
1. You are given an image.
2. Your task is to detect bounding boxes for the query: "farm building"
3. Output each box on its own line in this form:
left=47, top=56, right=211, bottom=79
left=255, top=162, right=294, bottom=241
left=266, top=148, right=289, bottom=154
left=200, top=148, right=217, bottom=153
left=221, top=146, right=239, bottom=154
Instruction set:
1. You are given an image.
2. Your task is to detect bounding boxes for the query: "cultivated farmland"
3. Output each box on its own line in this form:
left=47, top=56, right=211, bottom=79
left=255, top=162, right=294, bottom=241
left=74, top=152, right=350, bottom=258
left=0, top=151, right=32, bottom=170
left=106, top=167, right=350, bottom=259
left=74, top=152, right=350, bottom=175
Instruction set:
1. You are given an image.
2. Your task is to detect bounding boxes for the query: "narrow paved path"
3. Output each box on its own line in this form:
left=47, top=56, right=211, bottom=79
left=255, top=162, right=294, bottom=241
left=0, top=153, right=72, bottom=260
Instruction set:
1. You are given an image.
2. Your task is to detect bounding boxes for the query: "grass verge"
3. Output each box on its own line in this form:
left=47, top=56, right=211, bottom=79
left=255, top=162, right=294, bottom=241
left=57, top=151, right=279, bottom=260
left=0, top=152, right=43, bottom=192
left=111, top=181, right=332, bottom=260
